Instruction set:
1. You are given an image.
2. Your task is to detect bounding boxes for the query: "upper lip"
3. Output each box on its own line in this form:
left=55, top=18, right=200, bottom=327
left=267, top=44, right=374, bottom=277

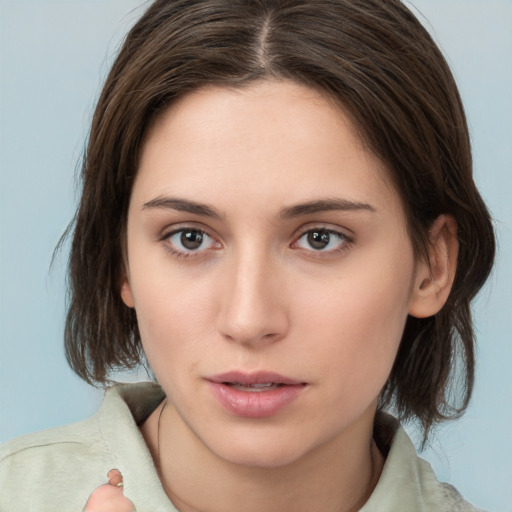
left=207, top=371, right=304, bottom=386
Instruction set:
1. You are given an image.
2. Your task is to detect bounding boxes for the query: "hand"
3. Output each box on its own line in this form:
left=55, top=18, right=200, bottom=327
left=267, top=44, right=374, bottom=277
left=84, top=470, right=135, bottom=512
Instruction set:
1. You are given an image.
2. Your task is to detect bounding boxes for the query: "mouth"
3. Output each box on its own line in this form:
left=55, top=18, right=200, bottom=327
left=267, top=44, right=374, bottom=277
left=206, top=371, right=307, bottom=418
left=223, top=382, right=285, bottom=392
left=208, top=370, right=304, bottom=385
left=207, top=370, right=306, bottom=389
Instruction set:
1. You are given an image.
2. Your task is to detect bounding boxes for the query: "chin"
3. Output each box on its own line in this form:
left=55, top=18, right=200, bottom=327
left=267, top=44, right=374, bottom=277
left=217, top=442, right=307, bottom=469
left=200, top=422, right=323, bottom=470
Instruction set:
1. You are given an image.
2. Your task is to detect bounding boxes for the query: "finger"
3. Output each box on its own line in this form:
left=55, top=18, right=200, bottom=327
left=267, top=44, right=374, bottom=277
left=107, top=469, right=124, bottom=487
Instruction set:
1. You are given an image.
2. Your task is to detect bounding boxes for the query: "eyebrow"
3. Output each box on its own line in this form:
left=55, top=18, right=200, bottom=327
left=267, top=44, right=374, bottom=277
left=142, top=197, right=224, bottom=219
left=278, top=198, right=376, bottom=219
left=142, top=196, right=375, bottom=219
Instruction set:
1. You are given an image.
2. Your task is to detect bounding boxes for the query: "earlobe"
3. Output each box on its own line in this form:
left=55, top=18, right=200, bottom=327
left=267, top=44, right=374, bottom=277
left=408, top=215, right=459, bottom=319
left=120, top=277, right=135, bottom=308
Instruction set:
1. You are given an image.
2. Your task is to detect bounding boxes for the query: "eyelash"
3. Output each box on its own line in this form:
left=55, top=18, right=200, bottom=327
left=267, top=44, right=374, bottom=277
left=159, top=226, right=354, bottom=259
left=292, top=228, right=354, bottom=256
left=160, top=227, right=219, bottom=258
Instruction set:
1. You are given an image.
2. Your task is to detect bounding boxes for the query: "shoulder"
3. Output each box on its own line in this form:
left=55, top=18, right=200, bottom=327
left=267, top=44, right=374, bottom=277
left=0, top=413, right=103, bottom=462
left=362, top=414, right=487, bottom=512
left=0, top=407, right=111, bottom=510
left=0, top=382, right=163, bottom=466
left=439, top=483, right=488, bottom=512
left=0, top=382, right=165, bottom=511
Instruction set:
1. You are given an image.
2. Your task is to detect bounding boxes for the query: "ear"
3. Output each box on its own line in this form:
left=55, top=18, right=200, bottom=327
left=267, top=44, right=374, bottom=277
left=120, top=275, right=135, bottom=308
left=408, top=215, right=459, bottom=319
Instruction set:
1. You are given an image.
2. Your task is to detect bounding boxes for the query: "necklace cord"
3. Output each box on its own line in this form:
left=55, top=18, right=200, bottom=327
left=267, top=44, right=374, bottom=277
left=156, top=399, right=168, bottom=476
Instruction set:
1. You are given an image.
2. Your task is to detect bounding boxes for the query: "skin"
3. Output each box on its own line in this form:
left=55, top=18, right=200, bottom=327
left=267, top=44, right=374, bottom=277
left=84, top=470, right=135, bottom=512
left=121, top=80, right=458, bottom=512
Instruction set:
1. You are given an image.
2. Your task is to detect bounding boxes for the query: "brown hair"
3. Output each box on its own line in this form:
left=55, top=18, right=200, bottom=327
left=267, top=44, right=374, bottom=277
left=64, top=0, right=495, bottom=440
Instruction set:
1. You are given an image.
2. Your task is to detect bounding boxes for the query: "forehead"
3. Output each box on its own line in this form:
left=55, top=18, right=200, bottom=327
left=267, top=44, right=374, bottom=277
left=134, top=80, right=403, bottom=219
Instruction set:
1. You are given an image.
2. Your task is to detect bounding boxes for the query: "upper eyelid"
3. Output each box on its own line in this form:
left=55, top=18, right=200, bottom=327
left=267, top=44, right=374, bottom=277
left=293, top=229, right=352, bottom=245
left=162, top=228, right=219, bottom=257
left=291, top=229, right=354, bottom=258
left=159, top=223, right=215, bottom=240
left=292, top=223, right=354, bottom=240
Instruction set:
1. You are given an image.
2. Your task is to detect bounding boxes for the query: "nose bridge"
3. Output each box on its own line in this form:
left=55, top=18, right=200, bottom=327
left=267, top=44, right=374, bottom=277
left=217, top=244, right=288, bottom=345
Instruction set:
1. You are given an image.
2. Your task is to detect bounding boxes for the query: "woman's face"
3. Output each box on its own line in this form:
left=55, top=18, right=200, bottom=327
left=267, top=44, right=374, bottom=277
left=122, top=80, right=421, bottom=468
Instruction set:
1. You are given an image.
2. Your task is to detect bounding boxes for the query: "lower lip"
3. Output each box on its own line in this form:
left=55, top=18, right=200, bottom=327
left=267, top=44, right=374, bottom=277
left=207, top=382, right=306, bottom=418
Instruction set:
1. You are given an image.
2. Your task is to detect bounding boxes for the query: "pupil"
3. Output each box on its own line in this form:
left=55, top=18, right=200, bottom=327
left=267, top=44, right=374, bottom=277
left=181, top=230, right=203, bottom=250
left=308, top=230, right=330, bottom=249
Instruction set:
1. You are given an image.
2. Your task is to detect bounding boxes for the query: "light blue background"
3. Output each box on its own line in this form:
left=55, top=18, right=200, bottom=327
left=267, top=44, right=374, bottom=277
left=0, top=1, right=511, bottom=510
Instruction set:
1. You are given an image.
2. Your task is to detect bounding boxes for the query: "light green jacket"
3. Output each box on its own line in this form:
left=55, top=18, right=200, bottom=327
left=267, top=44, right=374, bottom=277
left=0, top=383, right=483, bottom=511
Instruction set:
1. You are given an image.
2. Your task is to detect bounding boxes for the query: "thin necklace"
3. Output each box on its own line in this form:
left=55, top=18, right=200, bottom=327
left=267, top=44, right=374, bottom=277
left=156, top=399, right=168, bottom=477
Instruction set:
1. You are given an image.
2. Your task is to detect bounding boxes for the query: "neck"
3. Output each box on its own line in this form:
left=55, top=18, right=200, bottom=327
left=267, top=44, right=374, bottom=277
left=141, top=401, right=384, bottom=512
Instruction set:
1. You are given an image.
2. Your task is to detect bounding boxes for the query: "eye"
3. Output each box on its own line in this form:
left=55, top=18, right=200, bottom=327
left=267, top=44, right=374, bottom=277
left=165, top=228, right=217, bottom=255
left=294, top=228, right=351, bottom=252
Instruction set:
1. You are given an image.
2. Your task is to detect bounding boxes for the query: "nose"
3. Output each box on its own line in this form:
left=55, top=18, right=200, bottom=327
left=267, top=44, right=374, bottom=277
left=216, top=249, right=289, bottom=346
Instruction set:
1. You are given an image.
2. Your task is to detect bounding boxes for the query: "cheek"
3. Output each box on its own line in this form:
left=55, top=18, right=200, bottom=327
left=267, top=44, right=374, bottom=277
left=296, top=255, right=414, bottom=391
left=131, top=269, right=218, bottom=373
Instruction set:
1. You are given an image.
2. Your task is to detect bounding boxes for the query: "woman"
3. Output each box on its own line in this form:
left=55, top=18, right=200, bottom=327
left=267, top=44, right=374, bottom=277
left=0, top=0, right=496, bottom=510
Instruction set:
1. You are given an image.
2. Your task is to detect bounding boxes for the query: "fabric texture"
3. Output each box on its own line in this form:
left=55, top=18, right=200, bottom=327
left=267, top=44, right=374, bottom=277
left=0, top=382, right=484, bottom=511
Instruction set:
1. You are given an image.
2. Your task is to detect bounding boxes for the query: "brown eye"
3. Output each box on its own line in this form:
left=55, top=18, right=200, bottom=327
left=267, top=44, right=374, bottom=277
left=307, top=230, right=331, bottom=250
left=166, top=229, right=216, bottom=254
left=181, top=230, right=204, bottom=250
left=294, top=228, right=350, bottom=253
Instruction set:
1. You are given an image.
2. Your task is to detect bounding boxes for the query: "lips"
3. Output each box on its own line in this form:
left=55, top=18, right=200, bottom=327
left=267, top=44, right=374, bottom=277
left=206, top=371, right=307, bottom=418
left=227, top=382, right=282, bottom=392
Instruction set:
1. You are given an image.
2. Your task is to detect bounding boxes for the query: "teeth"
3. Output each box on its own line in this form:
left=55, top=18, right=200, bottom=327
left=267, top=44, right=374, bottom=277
left=229, top=382, right=280, bottom=392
